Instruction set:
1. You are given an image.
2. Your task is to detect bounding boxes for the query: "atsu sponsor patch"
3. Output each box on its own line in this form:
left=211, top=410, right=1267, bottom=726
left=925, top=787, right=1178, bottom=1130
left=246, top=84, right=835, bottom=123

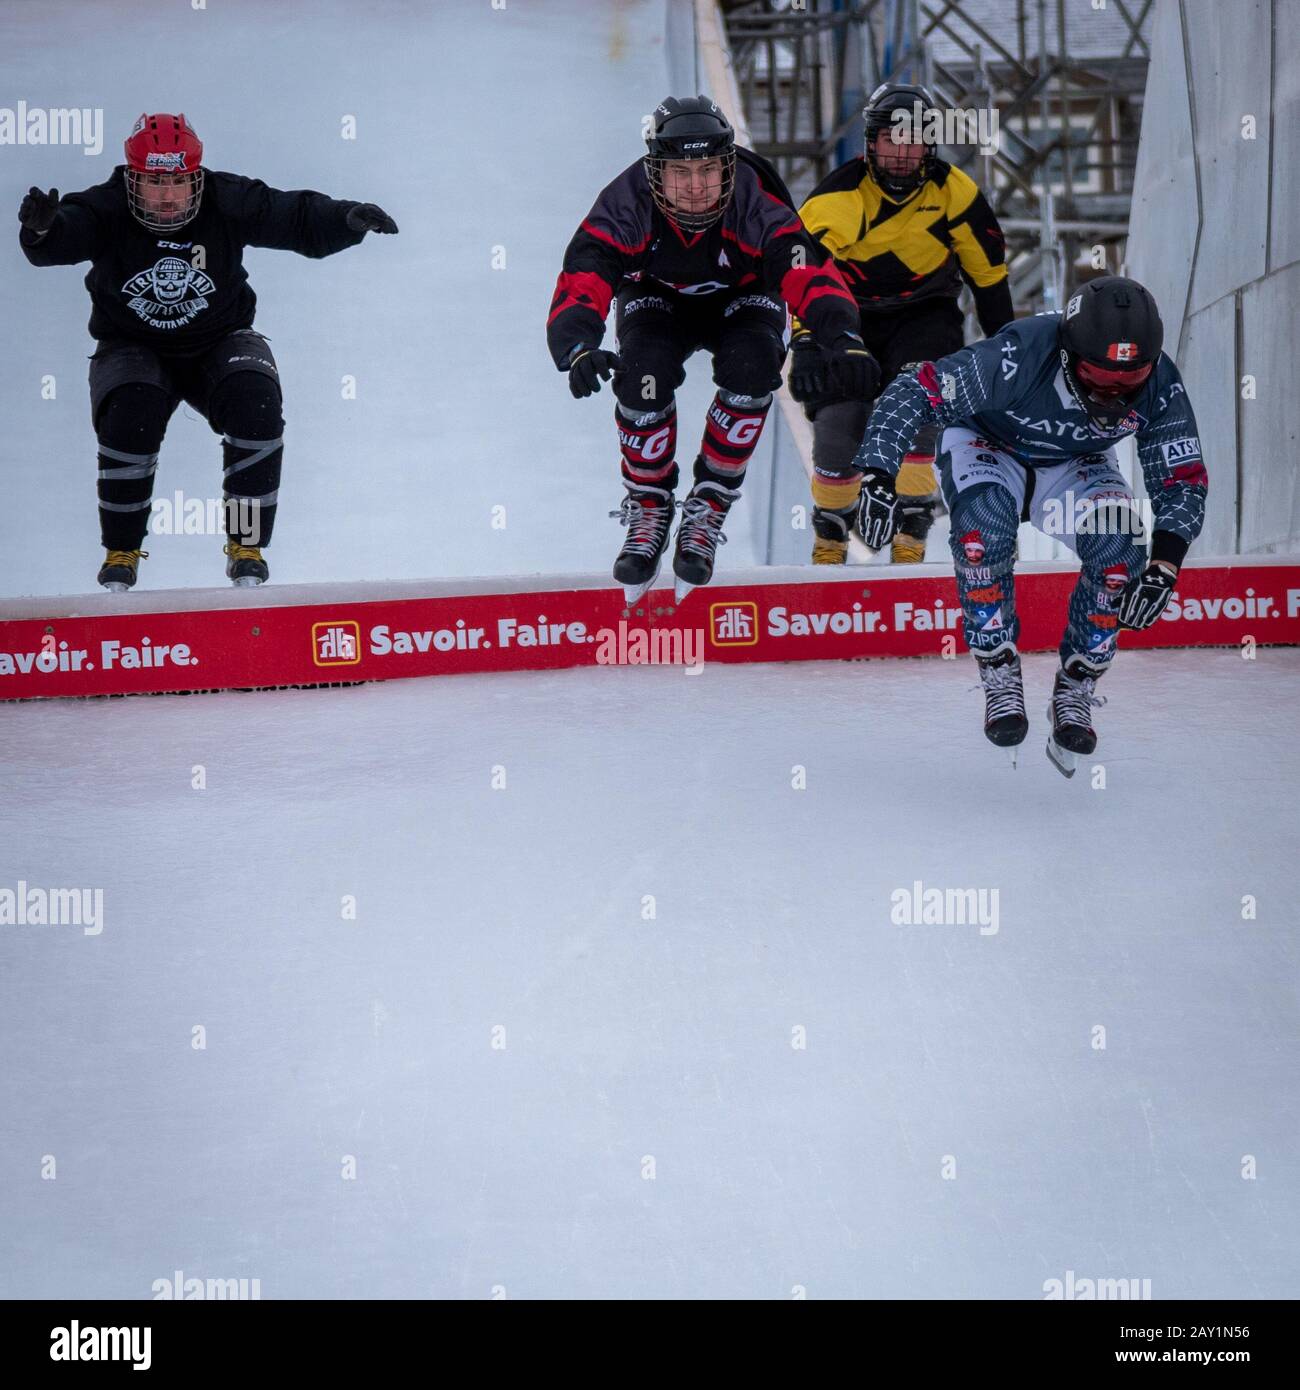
left=1161, top=436, right=1202, bottom=463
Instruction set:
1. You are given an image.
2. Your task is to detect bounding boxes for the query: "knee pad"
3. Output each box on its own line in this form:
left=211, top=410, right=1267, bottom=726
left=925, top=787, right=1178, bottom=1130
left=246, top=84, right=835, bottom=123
left=713, top=330, right=784, bottom=398
left=614, top=342, right=684, bottom=413
left=811, top=398, right=869, bottom=475
left=1075, top=503, right=1146, bottom=568
left=947, top=482, right=1018, bottom=572
left=208, top=371, right=284, bottom=440
left=96, top=383, right=171, bottom=453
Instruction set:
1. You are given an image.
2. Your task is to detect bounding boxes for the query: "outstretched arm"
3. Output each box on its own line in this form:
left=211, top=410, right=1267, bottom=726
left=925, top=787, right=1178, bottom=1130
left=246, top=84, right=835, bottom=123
left=18, top=188, right=102, bottom=266
left=215, top=173, right=382, bottom=258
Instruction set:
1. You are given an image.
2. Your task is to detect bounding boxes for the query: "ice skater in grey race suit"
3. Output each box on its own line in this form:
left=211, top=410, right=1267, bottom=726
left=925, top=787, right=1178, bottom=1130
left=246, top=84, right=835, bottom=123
left=852, top=275, right=1207, bottom=772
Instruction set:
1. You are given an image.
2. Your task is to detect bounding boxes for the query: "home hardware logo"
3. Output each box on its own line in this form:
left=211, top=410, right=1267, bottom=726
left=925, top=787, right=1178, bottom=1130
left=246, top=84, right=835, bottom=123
left=709, top=601, right=759, bottom=646
left=312, top=621, right=361, bottom=666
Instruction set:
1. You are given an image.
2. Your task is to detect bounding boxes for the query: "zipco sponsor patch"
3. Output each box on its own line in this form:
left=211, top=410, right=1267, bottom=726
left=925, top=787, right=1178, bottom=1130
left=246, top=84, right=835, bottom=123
left=1161, top=436, right=1201, bottom=463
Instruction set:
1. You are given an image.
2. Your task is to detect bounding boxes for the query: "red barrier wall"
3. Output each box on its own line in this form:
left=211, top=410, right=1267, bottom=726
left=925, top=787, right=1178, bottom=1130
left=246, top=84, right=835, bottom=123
left=2, top=560, right=1297, bottom=700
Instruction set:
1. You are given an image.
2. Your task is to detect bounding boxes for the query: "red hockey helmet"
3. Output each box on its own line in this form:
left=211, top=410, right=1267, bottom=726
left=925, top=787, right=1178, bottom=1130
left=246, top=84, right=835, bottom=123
left=124, top=113, right=204, bottom=232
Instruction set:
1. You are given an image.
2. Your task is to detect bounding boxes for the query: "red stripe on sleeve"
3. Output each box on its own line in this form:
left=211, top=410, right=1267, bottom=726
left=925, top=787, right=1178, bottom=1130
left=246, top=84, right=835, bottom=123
left=547, top=269, right=614, bottom=326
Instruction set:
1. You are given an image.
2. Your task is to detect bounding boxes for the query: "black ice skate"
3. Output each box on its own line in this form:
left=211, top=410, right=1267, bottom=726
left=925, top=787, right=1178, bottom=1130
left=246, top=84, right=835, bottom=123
left=976, top=647, right=1028, bottom=762
left=97, top=547, right=148, bottom=593
left=672, top=480, right=740, bottom=601
left=224, top=541, right=269, bottom=587
left=611, top=484, right=676, bottom=604
left=1046, top=656, right=1106, bottom=779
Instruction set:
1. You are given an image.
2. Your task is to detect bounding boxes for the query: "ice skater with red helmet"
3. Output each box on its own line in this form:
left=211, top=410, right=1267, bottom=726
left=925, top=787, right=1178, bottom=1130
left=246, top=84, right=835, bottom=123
left=851, top=275, right=1208, bottom=774
left=18, top=112, right=397, bottom=590
left=547, top=95, right=874, bottom=603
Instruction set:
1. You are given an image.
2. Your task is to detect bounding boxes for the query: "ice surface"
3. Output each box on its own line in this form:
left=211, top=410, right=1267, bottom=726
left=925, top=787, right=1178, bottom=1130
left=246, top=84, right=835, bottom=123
left=2, top=648, right=1297, bottom=1298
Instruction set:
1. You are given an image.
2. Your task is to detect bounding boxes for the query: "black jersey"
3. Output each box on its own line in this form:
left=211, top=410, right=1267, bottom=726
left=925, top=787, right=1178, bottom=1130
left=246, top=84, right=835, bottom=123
left=19, top=167, right=365, bottom=355
left=547, top=148, right=858, bottom=368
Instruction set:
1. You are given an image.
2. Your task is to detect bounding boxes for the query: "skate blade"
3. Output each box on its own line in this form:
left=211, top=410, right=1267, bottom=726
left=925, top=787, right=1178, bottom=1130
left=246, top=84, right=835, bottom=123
left=100, top=581, right=130, bottom=593
left=230, top=575, right=266, bottom=588
left=621, top=560, right=662, bottom=606
left=1045, top=738, right=1077, bottom=779
left=673, top=577, right=697, bottom=603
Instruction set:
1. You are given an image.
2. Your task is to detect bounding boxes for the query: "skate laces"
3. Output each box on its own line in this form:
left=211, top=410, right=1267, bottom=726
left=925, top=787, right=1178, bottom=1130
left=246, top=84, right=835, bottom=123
left=677, top=494, right=731, bottom=559
left=1055, top=670, right=1106, bottom=726
left=977, top=658, right=1025, bottom=721
left=104, top=549, right=147, bottom=567
left=223, top=542, right=263, bottom=562
left=612, top=493, right=674, bottom=555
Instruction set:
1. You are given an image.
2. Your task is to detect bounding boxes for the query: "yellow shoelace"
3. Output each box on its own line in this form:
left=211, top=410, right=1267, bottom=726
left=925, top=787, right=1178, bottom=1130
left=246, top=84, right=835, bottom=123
left=103, top=549, right=147, bottom=567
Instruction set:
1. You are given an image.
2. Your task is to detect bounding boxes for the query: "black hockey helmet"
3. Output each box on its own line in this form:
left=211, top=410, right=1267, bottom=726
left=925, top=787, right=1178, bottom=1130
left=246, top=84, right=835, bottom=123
left=863, top=81, right=938, bottom=197
left=644, top=95, right=736, bottom=232
left=1059, top=276, right=1164, bottom=429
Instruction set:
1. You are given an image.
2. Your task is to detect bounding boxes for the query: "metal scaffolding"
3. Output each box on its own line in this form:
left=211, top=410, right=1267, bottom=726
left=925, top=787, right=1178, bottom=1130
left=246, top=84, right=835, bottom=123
left=719, top=0, right=1152, bottom=312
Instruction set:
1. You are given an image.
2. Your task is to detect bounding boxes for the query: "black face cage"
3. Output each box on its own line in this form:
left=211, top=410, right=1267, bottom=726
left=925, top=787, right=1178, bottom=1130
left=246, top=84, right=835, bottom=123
left=645, top=147, right=737, bottom=232
left=126, top=168, right=205, bottom=233
left=863, top=111, right=934, bottom=195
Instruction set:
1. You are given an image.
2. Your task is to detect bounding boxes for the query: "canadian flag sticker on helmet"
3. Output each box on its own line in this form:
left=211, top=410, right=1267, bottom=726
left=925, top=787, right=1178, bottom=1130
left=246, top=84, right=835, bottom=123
left=1108, top=341, right=1140, bottom=361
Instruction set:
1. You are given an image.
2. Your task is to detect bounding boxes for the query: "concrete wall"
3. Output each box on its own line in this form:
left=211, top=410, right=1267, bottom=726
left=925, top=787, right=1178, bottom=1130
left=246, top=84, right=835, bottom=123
left=1127, top=0, right=1300, bottom=556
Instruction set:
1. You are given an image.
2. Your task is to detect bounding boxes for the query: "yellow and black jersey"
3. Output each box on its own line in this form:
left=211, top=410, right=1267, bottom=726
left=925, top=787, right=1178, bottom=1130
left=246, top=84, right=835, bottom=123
left=798, top=157, right=1013, bottom=336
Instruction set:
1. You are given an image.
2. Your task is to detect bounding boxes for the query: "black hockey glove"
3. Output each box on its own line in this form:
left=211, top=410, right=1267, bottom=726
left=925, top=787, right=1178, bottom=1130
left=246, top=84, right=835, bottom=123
left=826, top=333, right=881, bottom=403
left=857, top=468, right=899, bottom=550
left=19, top=186, right=60, bottom=236
left=1117, top=561, right=1177, bottom=630
left=567, top=347, right=621, bottom=399
left=787, top=332, right=826, bottom=402
left=346, top=203, right=399, bottom=234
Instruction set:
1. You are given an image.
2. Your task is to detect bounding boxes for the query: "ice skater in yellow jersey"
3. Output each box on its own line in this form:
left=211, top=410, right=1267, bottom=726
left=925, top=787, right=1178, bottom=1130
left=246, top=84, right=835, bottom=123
left=788, top=83, right=1014, bottom=563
